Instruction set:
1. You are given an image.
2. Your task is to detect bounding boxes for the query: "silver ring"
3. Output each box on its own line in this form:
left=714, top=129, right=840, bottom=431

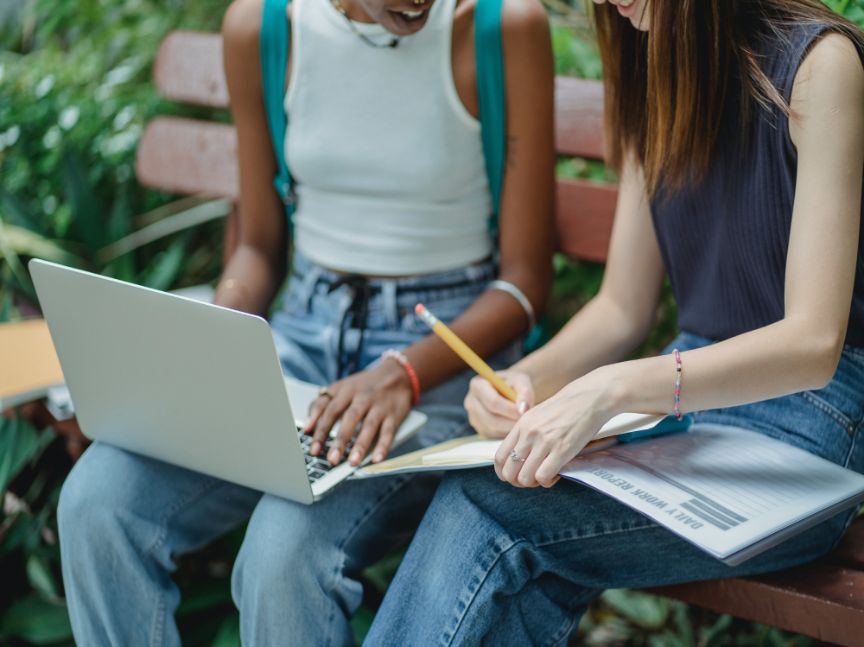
left=510, top=450, right=526, bottom=463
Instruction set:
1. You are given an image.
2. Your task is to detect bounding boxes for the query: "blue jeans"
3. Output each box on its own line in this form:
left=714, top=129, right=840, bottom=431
left=58, top=253, right=520, bottom=647
left=366, top=332, right=864, bottom=646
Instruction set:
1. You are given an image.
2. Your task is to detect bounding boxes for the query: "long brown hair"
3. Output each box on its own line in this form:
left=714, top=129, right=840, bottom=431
left=593, top=0, right=864, bottom=195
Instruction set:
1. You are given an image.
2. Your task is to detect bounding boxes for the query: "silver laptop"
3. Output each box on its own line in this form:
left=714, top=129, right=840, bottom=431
left=29, top=259, right=426, bottom=504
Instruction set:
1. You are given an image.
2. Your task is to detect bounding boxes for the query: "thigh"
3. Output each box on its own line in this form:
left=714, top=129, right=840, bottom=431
left=62, top=442, right=261, bottom=556
left=245, top=470, right=443, bottom=575
left=442, top=469, right=850, bottom=590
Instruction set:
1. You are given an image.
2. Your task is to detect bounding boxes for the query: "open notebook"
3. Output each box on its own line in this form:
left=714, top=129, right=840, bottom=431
left=353, top=412, right=673, bottom=478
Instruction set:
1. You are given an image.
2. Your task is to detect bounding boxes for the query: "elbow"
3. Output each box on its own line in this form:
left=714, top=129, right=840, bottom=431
left=499, top=263, right=552, bottom=324
left=801, top=328, right=846, bottom=390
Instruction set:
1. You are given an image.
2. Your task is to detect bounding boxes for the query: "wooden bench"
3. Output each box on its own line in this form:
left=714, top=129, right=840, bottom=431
left=138, top=30, right=864, bottom=646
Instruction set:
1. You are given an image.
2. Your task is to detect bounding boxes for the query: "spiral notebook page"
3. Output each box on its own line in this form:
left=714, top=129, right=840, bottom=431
left=560, top=425, right=864, bottom=565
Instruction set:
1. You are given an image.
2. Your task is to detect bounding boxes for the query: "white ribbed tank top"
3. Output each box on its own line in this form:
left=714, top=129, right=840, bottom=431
left=285, top=0, right=493, bottom=276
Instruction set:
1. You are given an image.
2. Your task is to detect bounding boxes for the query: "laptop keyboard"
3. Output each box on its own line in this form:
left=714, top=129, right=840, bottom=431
left=296, top=426, right=355, bottom=484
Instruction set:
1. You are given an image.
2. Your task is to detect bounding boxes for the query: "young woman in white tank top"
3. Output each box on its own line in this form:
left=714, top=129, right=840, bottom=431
left=56, top=0, right=555, bottom=643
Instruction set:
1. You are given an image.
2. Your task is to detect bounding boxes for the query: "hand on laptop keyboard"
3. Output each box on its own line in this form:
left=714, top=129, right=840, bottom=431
left=297, top=427, right=356, bottom=483
left=302, top=363, right=414, bottom=467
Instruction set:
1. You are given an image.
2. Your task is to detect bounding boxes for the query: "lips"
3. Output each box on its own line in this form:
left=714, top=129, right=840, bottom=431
left=617, top=1, right=638, bottom=18
left=387, top=6, right=430, bottom=32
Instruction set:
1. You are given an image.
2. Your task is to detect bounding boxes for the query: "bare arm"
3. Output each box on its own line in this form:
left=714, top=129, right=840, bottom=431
left=466, top=158, right=664, bottom=434
left=399, top=0, right=556, bottom=387
left=515, top=159, right=665, bottom=400
left=215, top=0, right=288, bottom=315
left=495, top=34, right=864, bottom=487
left=310, top=0, right=556, bottom=465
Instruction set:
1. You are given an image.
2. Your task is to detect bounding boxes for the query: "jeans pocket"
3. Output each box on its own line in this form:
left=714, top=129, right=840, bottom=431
left=798, top=391, right=858, bottom=436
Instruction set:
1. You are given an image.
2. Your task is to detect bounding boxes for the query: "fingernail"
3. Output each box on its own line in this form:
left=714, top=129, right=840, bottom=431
left=310, top=441, right=320, bottom=455
left=350, top=451, right=360, bottom=464
left=517, top=401, right=528, bottom=415
left=328, top=448, right=340, bottom=464
left=372, top=452, right=383, bottom=463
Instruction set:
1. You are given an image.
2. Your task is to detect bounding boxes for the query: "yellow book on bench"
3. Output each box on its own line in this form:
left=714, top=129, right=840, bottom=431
left=0, top=319, right=64, bottom=410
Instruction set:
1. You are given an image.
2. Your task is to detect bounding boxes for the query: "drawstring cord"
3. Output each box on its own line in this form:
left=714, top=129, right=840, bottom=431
left=328, top=274, right=373, bottom=378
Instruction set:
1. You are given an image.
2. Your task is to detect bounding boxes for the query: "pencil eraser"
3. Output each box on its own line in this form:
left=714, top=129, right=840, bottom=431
left=415, top=303, right=425, bottom=315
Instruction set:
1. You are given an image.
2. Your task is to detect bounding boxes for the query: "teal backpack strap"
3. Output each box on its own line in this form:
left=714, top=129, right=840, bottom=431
left=260, top=0, right=294, bottom=218
left=474, top=0, right=506, bottom=236
left=475, top=0, right=547, bottom=349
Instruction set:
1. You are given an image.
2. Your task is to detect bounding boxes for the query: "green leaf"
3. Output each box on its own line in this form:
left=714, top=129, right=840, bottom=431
left=176, top=581, right=232, bottom=617
left=27, top=553, right=60, bottom=600
left=0, top=189, right=40, bottom=230
left=350, top=605, right=376, bottom=646
left=60, top=148, right=106, bottom=254
left=0, top=223, right=81, bottom=265
left=97, top=199, right=230, bottom=264
left=140, top=235, right=187, bottom=291
left=0, top=594, right=72, bottom=644
left=0, top=216, right=31, bottom=293
left=0, top=510, right=34, bottom=554
left=601, top=589, right=670, bottom=631
left=211, top=613, right=240, bottom=647
left=0, top=415, right=54, bottom=494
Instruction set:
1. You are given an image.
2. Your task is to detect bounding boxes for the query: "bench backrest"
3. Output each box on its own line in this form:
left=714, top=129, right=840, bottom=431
left=136, top=30, right=617, bottom=263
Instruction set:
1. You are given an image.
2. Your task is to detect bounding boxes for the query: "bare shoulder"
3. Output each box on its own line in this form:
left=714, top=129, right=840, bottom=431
left=790, top=31, right=864, bottom=149
left=793, top=32, right=864, bottom=109
left=222, top=0, right=264, bottom=50
left=500, top=0, right=549, bottom=40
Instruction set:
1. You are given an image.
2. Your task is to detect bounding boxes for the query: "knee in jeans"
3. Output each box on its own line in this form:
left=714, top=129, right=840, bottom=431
left=58, top=449, right=134, bottom=548
left=233, top=497, right=326, bottom=597
left=58, top=461, right=104, bottom=544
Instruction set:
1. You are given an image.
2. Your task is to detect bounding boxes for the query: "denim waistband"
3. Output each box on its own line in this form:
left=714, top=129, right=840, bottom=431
left=291, top=251, right=498, bottom=297
left=285, top=252, right=498, bottom=377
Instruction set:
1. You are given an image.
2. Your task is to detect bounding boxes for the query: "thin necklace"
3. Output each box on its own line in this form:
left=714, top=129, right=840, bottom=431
left=330, top=0, right=400, bottom=49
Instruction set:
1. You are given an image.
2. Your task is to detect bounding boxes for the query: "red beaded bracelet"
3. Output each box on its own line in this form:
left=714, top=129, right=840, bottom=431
left=382, top=349, right=421, bottom=406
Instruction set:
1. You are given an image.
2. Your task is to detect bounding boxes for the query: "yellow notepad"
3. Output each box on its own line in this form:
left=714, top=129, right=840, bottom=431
left=0, top=319, right=64, bottom=410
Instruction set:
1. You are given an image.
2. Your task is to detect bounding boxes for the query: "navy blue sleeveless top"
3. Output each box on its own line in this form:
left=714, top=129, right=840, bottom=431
left=651, top=22, right=864, bottom=347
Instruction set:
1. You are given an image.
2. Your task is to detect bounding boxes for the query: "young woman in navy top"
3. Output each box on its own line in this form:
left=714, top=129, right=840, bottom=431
left=367, top=0, right=864, bottom=644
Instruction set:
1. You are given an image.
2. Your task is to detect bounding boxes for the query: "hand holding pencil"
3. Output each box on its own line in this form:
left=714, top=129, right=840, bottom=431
left=415, top=303, right=533, bottom=439
left=415, top=304, right=517, bottom=401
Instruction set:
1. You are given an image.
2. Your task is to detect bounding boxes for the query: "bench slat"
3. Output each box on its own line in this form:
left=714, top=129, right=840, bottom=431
left=152, top=34, right=606, bottom=164
left=651, top=563, right=864, bottom=647
left=154, top=31, right=229, bottom=108
left=137, top=122, right=619, bottom=264
left=555, top=179, right=616, bottom=262
left=136, top=117, right=238, bottom=198
left=555, top=77, right=605, bottom=160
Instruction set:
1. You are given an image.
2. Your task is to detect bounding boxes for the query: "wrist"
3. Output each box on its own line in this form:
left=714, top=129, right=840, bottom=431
left=381, top=350, right=421, bottom=405
left=586, top=364, right=630, bottom=419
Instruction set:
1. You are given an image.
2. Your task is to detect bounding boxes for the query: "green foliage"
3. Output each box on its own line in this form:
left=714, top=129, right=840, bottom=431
left=576, top=588, right=827, bottom=647
left=824, top=0, right=864, bottom=24
left=0, top=0, right=230, bottom=308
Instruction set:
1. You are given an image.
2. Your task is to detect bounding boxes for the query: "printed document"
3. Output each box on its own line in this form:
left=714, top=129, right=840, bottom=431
left=560, top=425, right=864, bottom=565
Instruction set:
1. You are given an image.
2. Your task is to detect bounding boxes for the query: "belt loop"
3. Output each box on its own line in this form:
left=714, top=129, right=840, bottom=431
left=382, top=281, right=399, bottom=329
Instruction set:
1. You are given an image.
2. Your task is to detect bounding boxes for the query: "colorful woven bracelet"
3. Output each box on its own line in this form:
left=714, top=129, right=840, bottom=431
left=672, top=348, right=683, bottom=420
left=382, top=349, right=421, bottom=406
